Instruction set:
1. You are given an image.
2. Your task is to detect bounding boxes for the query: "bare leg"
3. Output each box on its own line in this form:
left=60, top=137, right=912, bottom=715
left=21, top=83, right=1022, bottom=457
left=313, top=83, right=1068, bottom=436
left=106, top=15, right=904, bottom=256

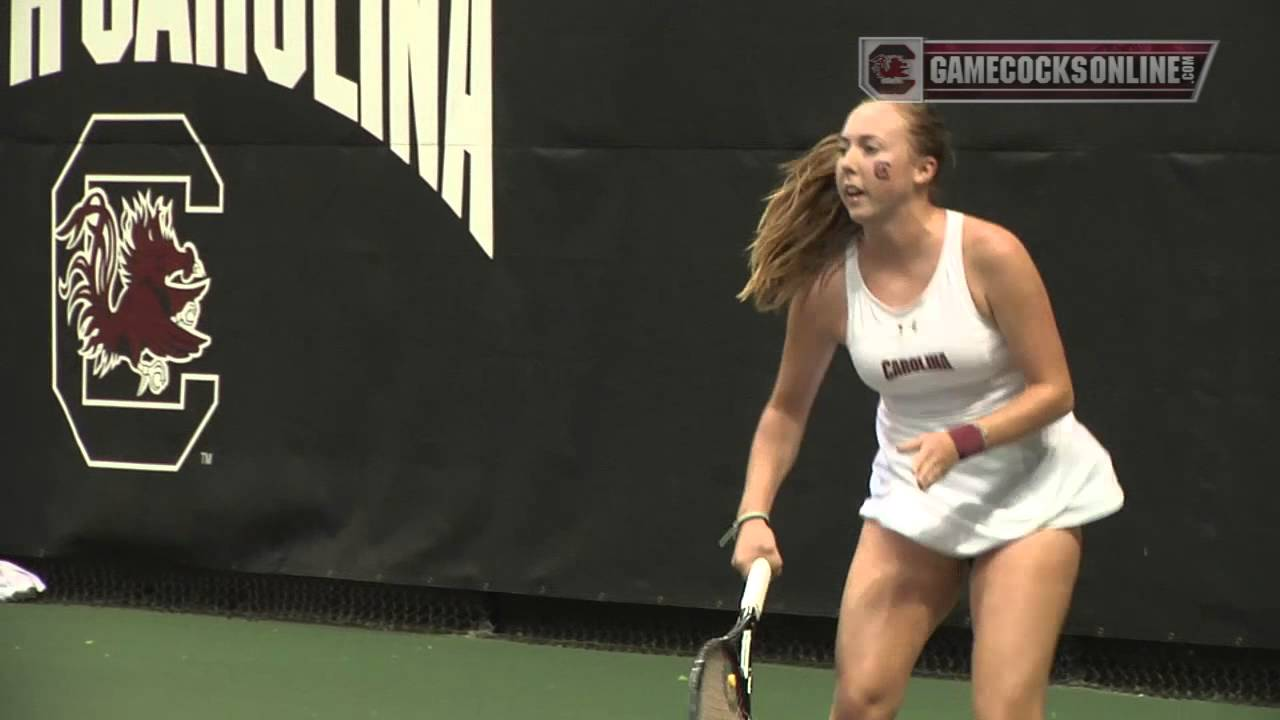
left=969, top=527, right=1083, bottom=720
left=829, top=521, right=967, bottom=720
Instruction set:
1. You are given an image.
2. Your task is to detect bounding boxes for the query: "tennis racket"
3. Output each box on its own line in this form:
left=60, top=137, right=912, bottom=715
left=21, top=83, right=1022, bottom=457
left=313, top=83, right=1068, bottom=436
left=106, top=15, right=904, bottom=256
left=688, top=557, right=774, bottom=720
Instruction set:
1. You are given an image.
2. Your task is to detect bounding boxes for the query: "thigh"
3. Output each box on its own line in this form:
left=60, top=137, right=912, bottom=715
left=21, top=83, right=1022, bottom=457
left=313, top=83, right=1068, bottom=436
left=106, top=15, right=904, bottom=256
left=969, top=526, right=1083, bottom=720
left=830, top=520, right=967, bottom=718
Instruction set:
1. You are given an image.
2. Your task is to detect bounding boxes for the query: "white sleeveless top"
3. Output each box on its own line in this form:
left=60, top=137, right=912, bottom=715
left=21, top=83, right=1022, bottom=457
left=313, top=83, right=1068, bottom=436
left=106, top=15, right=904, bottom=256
left=844, top=209, right=1124, bottom=557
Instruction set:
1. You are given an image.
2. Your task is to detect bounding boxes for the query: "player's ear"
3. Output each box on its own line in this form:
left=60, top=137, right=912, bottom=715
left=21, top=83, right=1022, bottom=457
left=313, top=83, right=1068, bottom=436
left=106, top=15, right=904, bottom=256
left=913, top=155, right=938, bottom=186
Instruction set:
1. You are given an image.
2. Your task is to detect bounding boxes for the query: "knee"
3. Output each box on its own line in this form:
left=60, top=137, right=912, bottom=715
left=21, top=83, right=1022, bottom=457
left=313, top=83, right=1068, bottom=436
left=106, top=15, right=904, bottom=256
left=829, top=680, right=901, bottom=720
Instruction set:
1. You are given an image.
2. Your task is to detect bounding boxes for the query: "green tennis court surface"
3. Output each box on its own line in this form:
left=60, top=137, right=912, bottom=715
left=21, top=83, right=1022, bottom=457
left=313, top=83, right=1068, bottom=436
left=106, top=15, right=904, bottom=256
left=1, top=603, right=1272, bottom=719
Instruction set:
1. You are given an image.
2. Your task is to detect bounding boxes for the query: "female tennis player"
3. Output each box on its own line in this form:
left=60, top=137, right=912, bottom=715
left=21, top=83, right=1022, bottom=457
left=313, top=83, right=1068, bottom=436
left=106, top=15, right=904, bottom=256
left=724, top=99, right=1124, bottom=720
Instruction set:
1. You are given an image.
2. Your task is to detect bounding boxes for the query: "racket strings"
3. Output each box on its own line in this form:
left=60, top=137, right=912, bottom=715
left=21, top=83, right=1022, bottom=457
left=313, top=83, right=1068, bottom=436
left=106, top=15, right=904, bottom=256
left=694, top=645, right=746, bottom=720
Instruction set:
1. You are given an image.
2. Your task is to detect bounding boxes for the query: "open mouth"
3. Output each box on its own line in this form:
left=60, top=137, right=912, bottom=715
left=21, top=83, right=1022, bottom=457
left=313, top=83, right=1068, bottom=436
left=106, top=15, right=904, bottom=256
left=169, top=261, right=208, bottom=287
left=843, top=185, right=866, bottom=200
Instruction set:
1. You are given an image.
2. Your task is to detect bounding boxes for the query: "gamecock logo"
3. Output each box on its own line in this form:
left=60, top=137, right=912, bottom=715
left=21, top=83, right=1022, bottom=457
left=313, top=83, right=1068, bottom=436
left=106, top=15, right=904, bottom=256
left=868, top=44, right=918, bottom=96
left=56, top=188, right=211, bottom=396
left=51, top=114, right=222, bottom=472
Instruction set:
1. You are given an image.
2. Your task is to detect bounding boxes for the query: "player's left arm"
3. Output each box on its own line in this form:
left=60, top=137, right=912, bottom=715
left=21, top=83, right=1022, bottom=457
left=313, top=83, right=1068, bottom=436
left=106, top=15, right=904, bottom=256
left=969, top=225, right=1075, bottom=448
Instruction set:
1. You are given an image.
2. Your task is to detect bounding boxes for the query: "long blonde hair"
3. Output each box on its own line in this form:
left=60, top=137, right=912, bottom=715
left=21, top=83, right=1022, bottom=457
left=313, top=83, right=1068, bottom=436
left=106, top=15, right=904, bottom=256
left=736, top=102, right=952, bottom=313
left=736, top=133, right=856, bottom=313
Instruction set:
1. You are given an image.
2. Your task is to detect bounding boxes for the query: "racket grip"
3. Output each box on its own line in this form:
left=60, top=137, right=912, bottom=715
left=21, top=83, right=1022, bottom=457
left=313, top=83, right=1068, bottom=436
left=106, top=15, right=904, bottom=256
left=740, top=557, right=773, bottom=618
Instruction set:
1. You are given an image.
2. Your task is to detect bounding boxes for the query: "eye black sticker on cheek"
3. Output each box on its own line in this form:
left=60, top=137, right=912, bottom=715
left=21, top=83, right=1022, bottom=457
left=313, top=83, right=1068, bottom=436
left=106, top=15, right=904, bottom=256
left=874, top=161, right=891, bottom=181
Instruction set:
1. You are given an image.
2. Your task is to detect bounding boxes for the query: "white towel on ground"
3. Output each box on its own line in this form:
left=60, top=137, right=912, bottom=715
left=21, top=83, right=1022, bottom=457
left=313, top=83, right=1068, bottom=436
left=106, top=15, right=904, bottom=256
left=0, top=561, right=47, bottom=602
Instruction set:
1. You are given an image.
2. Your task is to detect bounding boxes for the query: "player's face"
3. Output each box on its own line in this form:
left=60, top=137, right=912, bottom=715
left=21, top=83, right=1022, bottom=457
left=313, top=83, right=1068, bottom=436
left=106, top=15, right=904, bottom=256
left=835, top=102, right=926, bottom=222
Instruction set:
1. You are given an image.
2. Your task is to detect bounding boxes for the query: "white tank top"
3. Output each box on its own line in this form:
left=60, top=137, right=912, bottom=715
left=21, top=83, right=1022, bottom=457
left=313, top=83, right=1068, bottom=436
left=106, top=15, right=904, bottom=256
left=843, top=209, right=1124, bottom=555
left=845, top=209, right=1023, bottom=430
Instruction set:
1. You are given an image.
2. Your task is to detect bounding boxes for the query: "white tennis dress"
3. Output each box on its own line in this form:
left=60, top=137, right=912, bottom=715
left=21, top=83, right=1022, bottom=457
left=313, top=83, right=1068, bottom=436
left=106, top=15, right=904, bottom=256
left=844, top=209, right=1124, bottom=557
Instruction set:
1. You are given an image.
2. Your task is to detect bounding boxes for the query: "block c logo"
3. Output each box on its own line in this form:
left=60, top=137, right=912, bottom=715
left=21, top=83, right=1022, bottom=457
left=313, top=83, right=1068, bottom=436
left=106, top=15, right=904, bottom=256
left=51, top=114, right=222, bottom=472
left=859, top=38, right=925, bottom=102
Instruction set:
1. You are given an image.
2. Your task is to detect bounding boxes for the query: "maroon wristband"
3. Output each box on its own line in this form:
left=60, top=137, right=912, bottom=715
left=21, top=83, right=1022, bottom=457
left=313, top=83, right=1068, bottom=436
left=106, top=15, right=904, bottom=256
left=947, top=424, right=986, bottom=459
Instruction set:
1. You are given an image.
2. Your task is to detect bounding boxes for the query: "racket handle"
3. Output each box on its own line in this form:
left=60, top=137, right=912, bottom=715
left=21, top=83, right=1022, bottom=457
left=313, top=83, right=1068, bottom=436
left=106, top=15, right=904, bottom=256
left=740, top=557, right=773, bottom=618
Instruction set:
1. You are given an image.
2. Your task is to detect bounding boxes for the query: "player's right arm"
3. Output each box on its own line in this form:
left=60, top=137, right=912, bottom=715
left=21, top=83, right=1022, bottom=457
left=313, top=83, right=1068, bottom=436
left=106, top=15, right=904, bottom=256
left=732, top=273, right=842, bottom=577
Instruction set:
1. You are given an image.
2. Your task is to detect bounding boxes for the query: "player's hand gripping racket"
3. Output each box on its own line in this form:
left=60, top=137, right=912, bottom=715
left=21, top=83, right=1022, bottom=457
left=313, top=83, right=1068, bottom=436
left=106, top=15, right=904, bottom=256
left=688, top=557, right=774, bottom=719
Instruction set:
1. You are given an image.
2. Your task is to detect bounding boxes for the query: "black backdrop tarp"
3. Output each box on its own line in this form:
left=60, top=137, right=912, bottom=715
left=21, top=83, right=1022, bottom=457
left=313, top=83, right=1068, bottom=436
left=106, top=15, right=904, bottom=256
left=1, top=1, right=1277, bottom=649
